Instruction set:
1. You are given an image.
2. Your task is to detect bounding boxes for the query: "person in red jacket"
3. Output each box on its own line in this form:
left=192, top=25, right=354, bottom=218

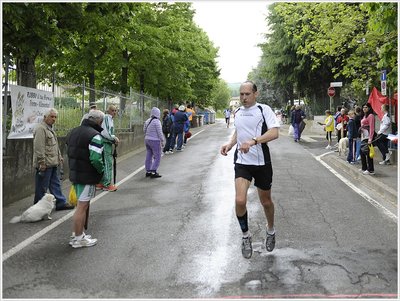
left=336, top=108, right=350, bottom=142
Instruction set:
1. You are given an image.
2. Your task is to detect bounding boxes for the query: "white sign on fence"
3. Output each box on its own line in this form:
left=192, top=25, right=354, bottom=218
left=8, top=85, right=54, bottom=139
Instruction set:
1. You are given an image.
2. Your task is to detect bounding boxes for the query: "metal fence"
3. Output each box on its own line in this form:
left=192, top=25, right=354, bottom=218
left=2, top=65, right=174, bottom=137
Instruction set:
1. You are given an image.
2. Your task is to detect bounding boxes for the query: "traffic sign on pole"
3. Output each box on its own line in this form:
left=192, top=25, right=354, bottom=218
left=382, top=81, right=387, bottom=96
left=328, top=87, right=335, bottom=97
left=381, top=70, right=387, bottom=81
left=381, top=70, right=387, bottom=96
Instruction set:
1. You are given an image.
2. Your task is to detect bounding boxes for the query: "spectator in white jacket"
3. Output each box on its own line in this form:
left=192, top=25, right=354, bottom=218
left=377, top=104, right=392, bottom=165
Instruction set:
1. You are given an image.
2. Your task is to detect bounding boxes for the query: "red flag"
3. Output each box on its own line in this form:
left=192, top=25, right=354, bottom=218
left=368, top=87, right=397, bottom=119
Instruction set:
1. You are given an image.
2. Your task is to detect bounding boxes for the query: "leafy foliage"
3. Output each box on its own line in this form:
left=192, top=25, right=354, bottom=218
left=3, top=2, right=220, bottom=109
left=253, top=2, right=397, bottom=110
left=211, top=79, right=231, bottom=111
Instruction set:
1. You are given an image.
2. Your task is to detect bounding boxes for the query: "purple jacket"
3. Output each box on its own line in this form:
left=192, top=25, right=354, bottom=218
left=144, top=107, right=164, bottom=143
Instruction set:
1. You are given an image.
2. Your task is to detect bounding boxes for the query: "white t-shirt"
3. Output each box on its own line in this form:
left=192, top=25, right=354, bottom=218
left=234, top=103, right=280, bottom=166
left=224, top=110, right=231, bottom=118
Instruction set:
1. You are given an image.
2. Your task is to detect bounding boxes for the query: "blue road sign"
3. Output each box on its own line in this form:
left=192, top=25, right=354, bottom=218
left=381, top=70, right=387, bottom=81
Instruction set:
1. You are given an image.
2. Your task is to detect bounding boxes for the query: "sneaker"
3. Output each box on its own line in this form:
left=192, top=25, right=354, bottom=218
left=169, top=150, right=174, bottom=154
left=150, top=172, right=162, bottom=178
left=359, top=169, right=365, bottom=173
left=385, top=151, right=392, bottom=162
left=294, top=139, right=298, bottom=142
left=96, top=184, right=104, bottom=189
left=363, top=170, right=374, bottom=175
left=266, top=233, right=276, bottom=252
left=103, top=185, right=117, bottom=191
left=350, top=161, right=359, bottom=164
left=69, top=233, right=91, bottom=246
left=357, top=156, right=361, bottom=160
left=241, top=236, right=253, bottom=259
left=146, top=172, right=152, bottom=177
left=325, top=145, right=332, bottom=150
left=176, top=149, right=183, bottom=152
left=72, top=235, right=97, bottom=248
left=379, top=160, right=391, bottom=165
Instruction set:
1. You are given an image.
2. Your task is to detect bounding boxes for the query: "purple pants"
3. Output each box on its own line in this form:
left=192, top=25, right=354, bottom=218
left=145, top=139, right=162, bottom=172
left=294, top=123, right=301, bottom=139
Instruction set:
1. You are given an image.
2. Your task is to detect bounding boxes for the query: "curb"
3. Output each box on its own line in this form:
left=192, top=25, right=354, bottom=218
left=324, top=153, right=398, bottom=204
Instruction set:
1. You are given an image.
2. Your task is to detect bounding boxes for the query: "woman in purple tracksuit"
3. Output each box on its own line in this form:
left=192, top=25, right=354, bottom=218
left=143, top=107, right=164, bottom=178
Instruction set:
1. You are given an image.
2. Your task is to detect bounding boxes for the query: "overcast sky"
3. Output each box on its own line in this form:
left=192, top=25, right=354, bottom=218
left=191, top=1, right=270, bottom=84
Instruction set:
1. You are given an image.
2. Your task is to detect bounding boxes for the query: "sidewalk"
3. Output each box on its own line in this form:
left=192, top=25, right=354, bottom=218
left=280, top=122, right=398, bottom=205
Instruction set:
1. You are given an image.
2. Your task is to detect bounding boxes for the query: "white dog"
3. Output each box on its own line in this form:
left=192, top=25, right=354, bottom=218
left=10, top=193, right=56, bottom=223
left=338, top=137, right=349, bottom=156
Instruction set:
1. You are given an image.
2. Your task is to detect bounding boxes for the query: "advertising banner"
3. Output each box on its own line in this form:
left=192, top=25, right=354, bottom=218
left=8, top=85, right=54, bottom=139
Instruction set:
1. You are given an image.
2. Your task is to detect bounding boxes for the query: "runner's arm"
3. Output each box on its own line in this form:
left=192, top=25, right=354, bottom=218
left=221, top=130, right=237, bottom=156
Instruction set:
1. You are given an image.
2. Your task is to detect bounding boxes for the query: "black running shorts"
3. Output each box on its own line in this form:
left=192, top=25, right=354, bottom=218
left=234, top=163, right=273, bottom=191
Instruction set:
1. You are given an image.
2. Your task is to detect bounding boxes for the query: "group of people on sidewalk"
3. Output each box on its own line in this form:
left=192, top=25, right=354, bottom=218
left=33, top=103, right=119, bottom=248
left=143, top=104, right=195, bottom=178
left=318, top=103, right=394, bottom=175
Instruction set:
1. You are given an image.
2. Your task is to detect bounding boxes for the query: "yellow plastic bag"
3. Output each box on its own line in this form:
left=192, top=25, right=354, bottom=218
left=69, top=185, right=78, bottom=206
left=369, top=144, right=375, bottom=159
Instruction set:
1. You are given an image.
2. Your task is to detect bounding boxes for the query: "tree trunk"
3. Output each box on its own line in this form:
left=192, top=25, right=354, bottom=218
left=288, top=84, right=294, bottom=107
left=16, top=56, right=36, bottom=88
left=139, top=68, right=145, bottom=93
left=120, top=49, right=129, bottom=112
left=88, top=71, right=95, bottom=103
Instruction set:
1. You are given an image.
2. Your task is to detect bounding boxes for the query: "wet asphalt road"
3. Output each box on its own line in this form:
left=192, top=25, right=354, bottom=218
left=2, top=118, right=397, bottom=298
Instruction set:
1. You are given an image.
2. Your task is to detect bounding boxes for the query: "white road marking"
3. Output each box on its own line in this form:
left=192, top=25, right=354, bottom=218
left=314, top=152, right=397, bottom=223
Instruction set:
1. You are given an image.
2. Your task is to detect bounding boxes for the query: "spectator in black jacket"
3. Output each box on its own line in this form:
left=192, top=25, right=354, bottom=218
left=162, top=109, right=173, bottom=154
left=354, top=106, right=362, bottom=160
left=66, top=110, right=105, bottom=248
left=346, top=110, right=358, bottom=164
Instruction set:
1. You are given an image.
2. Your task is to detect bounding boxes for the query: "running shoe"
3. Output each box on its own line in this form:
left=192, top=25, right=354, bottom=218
left=69, top=233, right=91, bottom=246
left=266, top=233, right=276, bottom=252
left=241, top=236, right=253, bottom=259
left=72, top=235, right=97, bottom=248
left=103, top=185, right=117, bottom=191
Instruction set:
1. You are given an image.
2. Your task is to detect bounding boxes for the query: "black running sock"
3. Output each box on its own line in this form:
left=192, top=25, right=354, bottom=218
left=237, top=211, right=249, bottom=233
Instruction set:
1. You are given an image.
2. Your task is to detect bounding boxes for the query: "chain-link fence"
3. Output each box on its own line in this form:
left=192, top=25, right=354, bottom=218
left=3, top=66, right=174, bottom=137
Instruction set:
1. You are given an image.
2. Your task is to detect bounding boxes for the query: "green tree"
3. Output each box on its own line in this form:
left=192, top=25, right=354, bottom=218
left=367, top=2, right=397, bottom=89
left=5, top=2, right=221, bottom=109
left=3, top=3, right=79, bottom=87
left=211, top=79, right=231, bottom=111
left=253, top=2, right=398, bottom=111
